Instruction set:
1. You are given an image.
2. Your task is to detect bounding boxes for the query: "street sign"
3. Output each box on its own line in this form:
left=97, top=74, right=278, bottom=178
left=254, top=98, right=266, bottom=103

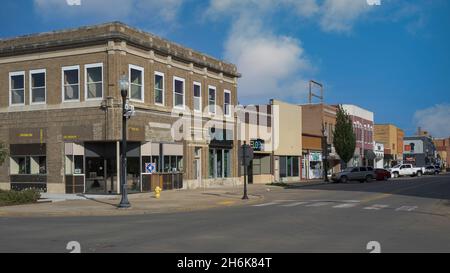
left=145, top=162, right=156, bottom=174
left=239, top=144, right=254, bottom=166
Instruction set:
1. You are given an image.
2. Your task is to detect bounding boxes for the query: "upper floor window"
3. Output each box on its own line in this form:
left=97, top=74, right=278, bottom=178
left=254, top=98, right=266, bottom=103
left=30, top=69, right=46, bottom=104
left=173, top=76, right=185, bottom=109
left=85, top=63, right=103, bottom=100
left=9, top=71, right=25, bottom=106
left=193, top=82, right=201, bottom=112
left=129, top=65, right=144, bottom=102
left=208, top=85, right=216, bottom=114
left=224, top=90, right=231, bottom=117
left=62, top=66, right=80, bottom=102
left=154, top=71, right=164, bottom=105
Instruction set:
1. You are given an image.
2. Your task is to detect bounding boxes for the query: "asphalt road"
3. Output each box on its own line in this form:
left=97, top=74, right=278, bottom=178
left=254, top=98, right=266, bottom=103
left=1, top=174, right=449, bottom=253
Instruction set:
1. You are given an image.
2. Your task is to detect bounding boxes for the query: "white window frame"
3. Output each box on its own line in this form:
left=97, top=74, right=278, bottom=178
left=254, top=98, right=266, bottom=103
left=62, top=65, right=80, bottom=102
left=154, top=71, right=165, bottom=106
left=208, top=85, right=216, bottom=115
left=193, top=81, right=202, bottom=113
left=29, top=69, right=47, bottom=105
left=224, top=89, right=231, bottom=117
left=129, top=64, right=145, bottom=102
left=84, top=63, right=103, bottom=101
left=173, top=76, right=185, bottom=110
left=9, top=71, right=25, bottom=106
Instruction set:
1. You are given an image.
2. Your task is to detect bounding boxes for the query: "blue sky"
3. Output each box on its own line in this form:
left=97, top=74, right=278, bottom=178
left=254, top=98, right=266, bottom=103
left=1, top=0, right=450, bottom=137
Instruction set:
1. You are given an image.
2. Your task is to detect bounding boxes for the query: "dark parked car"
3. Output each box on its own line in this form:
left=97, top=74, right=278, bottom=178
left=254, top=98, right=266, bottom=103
left=375, top=168, right=391, bottom=181
left=332, top=167, right=375, bottom=183
left=424, top=165, right=440, bottom=175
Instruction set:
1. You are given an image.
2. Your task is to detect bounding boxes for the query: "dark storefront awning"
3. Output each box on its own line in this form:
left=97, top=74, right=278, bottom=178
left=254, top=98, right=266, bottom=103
left=364, top=150, right=377, bottom=161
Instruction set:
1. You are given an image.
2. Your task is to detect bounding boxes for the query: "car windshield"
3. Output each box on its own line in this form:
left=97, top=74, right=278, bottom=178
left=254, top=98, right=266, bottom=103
left=392, top=165, right=400, bottom=168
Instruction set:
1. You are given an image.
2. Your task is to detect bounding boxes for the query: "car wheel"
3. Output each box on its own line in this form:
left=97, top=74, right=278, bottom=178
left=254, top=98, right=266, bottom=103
left=435, top=171, right=439, bottom=175
left=384, top=175, right=388, bottom=181
left=393, top=172, right=399, bottom=178
left=340, top=176, right=348, bottom=183
left=417, top=171, right=422, bottom=177
left=365, top=175, right=372, bottom=183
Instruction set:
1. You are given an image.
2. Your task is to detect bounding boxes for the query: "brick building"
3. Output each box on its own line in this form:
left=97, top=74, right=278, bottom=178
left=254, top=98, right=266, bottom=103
left=433, top=137, right=450, bottom=170
left=0, top=22, right=241, bottom=194
left=300, top=103, right=340, bottom=180
left=341, top=104, right=375, bottom=167
left=374, top=124, right=404, bottom=167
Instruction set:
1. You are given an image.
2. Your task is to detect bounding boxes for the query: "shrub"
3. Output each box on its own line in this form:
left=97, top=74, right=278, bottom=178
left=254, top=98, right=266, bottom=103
left=0, top=189, right=41, bottom=207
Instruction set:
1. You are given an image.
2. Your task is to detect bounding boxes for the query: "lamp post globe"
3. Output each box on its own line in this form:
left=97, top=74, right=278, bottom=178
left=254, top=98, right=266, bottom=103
left=119, top=75, right=129, bottom=97
left=118, top=74, right=131, bottom=208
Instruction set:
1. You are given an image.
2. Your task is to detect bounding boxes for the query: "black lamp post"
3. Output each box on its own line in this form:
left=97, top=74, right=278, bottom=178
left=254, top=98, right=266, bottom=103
left=118, top=75, right=131, bottom=209
left=322, top=124, right=329, bottom=182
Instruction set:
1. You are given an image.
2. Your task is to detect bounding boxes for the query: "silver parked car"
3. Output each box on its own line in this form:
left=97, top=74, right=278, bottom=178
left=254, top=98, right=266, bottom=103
left=424, top=165, right=440, bottom=175
left=332, top=166, right=375, bottom=183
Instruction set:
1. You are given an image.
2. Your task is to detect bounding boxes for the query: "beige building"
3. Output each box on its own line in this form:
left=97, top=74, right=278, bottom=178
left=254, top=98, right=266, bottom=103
left=374, top=124, right=404, bottom=167
left=0, top=22, right=241, bottom=193
left=238, top=100, right=302, bottom=184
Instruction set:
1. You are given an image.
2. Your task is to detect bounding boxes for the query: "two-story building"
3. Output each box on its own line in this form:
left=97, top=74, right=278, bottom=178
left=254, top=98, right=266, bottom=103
left=341, top=104, right=375, bottom=167
left=374, top=124, right=404, bottom=167
left=0, top=22, right=241, bottom=194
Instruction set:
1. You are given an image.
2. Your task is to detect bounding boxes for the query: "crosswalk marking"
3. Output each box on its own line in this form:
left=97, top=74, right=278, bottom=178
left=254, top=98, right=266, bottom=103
left=280, top=202, right=309, bottom=207
left=305, top=202, right=330, bottom=207
left=363, top=204, right=389, bottom=210
left=395, top=206, right=418, bottom=212
left=252, top=202, right=279, bottom=207
left=333, top=203, right=358, bottom=208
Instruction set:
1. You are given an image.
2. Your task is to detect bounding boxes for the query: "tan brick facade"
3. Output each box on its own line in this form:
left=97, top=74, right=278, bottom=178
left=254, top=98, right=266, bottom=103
left=0, top=22, right=240, bottom=193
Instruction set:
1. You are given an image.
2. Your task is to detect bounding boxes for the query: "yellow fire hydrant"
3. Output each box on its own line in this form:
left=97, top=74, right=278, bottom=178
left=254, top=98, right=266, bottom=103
left=154, top=186, right=162, bottom=199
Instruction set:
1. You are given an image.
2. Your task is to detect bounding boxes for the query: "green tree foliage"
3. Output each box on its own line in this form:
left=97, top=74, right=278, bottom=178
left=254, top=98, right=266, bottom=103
left=333, top=105, right=356, bottom=167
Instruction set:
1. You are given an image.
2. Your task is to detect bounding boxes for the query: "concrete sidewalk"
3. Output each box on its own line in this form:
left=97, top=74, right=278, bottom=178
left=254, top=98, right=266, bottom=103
left=0, top=184, right=280, bottom=218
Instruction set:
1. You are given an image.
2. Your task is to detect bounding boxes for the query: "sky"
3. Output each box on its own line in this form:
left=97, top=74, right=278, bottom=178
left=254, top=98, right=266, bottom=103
left=1, top=0, right=449, bottom=137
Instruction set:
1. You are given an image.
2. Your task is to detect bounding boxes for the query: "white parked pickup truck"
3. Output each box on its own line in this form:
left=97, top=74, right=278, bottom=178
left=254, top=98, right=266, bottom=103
left=389, top=164, right=425, bottom=178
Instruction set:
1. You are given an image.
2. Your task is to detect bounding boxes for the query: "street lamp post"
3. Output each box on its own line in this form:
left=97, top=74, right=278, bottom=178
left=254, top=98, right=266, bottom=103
left=118, top=75, right=131, bottom=209
left=322, top=124, right=329, bottom=182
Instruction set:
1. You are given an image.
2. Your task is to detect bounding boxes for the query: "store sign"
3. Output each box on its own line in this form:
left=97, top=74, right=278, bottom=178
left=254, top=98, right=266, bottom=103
left=145, top=163, right=156, bottom=174
left=250, top=139, right=265, bottom=151
left=309, top=152, right=322, bottom=162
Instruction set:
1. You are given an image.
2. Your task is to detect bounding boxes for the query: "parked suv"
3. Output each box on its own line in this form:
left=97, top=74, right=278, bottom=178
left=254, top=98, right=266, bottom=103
left=389, top=164, right=425, bottom=178
left=424, top=165, right=440, bottom=175
left=332, top=167, right=375, bottom=183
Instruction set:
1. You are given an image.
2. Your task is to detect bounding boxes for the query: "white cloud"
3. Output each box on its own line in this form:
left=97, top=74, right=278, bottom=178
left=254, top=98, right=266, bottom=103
left=206, top=0, right=375, bottom=33
left=33, top=0, right=184, bottom=23
left=223, top=13, right=312, bottom=104
left=414, top=104, right=450, bottom=138
left=319, top=0, right=372, bottom=32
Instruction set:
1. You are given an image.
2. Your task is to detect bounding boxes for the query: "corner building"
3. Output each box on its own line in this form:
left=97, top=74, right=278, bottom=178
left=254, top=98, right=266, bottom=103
left=0, top=22, right=241, bottom=194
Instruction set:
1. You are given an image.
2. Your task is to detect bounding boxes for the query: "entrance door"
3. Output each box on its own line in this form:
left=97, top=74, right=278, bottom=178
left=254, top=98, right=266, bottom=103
left=194, top=147, right=202, bottom=188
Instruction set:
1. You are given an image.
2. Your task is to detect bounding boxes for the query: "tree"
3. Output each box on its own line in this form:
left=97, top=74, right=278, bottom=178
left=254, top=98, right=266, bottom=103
left=0, top=142, right=7, bottom=166
left=333, top=105, right=356, bottom=168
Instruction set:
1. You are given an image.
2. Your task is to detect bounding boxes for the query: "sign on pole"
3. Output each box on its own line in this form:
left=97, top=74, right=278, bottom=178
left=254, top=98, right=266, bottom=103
left=239, top=144, right=254, bottom=166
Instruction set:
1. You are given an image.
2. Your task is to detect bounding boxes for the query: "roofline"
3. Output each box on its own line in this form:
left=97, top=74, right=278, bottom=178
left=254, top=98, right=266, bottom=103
left=0, top=21, right=241, bottom=78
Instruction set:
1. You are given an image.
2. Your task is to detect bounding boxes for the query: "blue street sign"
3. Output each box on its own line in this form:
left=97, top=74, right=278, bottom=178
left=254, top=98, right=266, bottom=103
left=145, top=163, right=156, bottom=174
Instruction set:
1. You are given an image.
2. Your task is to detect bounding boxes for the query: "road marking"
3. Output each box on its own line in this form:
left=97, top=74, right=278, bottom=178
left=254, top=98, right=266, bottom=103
left=305, top=202, right=330, bottom=207
left=333, top=203, right=358, bottom=208
left=395, top=206, right=418, bottom=212
left=280, top=202, right=309, bottom=207
left=363, top=204, right=389, bottom=210
left=252, top=202, right=279, bottom=207
left=217, top=200, right=235, bottom=206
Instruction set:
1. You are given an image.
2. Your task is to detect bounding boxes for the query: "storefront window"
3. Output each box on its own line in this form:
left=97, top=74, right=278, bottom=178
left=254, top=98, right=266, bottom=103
left=163, top=155, right=183, bottom=172
left=209, top=148, right=231, bottom=178
left=11, top=156, right=46, bottom=175
left=280, top=156, right=299, bottom=178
